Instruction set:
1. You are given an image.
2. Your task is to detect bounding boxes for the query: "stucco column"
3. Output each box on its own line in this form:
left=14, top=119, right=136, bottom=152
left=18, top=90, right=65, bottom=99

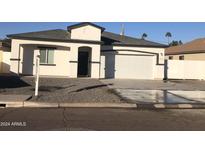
left=69, top=46, right=78, bottom=78
left=90, top=45, right=101, bottom=78
left=10, top=40, right=21, bottom=75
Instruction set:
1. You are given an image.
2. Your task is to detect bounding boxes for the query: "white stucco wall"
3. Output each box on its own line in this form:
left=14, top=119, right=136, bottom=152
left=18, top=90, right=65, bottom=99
left=10, top=30, right=165, bottom=79
left=166, top=60, right=205, bottom=80
left=1, top=51, right=10, bottom=73
left=100, top=55, right=105, bottom=78
left=71, top=25, right=101, bottom=41
left=10, top=39, right=101, bottom=78
left=38, top=51, right=70, bottom=76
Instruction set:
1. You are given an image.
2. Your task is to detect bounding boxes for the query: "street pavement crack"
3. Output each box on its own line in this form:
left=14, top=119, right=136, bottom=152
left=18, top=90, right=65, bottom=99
left=62, top=108, right=70, bottom=131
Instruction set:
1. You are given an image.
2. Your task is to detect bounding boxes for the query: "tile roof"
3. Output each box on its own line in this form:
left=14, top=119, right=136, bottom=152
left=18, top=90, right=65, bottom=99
left=102, top=31, right=167, bottom=47
left=7, top=23, right=167, bottom=48
left=165, top=38, right=205, bottom=55
left=7, top=29, right=70, bottom=41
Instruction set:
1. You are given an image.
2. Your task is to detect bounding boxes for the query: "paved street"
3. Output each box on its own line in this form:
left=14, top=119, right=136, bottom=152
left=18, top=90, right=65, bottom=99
left=1, top=108, right=205, bottom=131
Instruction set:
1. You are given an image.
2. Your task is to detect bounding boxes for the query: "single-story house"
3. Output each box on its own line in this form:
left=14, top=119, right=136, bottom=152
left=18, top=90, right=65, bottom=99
left=165, top=38, right=205, bottom=61
left=0, top=39, right=11, bottom=73
left=7, top=22, right=167, bottom=79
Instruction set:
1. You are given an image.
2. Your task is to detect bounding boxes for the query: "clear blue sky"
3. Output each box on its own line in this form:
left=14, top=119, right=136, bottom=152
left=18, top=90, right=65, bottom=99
left=0, top=22, right=205, bottom=44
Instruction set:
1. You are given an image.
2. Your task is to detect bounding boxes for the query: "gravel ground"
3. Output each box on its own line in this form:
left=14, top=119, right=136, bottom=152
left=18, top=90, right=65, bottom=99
left=0, top=76, right=125, bottom=103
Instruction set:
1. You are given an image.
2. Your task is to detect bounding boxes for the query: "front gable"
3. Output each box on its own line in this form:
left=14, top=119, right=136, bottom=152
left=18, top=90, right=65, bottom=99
left=70, top=25, right=102, bottom=41
left=68, top=23, right=105, bottom=41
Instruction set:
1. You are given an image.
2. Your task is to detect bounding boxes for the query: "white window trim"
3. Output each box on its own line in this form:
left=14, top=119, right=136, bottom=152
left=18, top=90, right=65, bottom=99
left=40, top=48, right=54, bottom=64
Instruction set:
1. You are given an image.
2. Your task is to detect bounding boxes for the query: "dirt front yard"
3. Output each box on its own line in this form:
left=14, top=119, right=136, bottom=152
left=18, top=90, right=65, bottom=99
left=0, top=76, right=125, bottom=103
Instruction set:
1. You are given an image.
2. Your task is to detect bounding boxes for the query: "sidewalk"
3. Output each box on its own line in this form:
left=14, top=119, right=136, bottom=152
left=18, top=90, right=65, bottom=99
left=23, top=101, right=205, bottom=109
left=0, top=94, right=31, bottom=107
left=1, top=94, right=205, bottom=109
left=0, top=94, right=136, bottom=108
left=2, top=98, right=205, bottom=109
left=24, top=101, right=137, bottom=108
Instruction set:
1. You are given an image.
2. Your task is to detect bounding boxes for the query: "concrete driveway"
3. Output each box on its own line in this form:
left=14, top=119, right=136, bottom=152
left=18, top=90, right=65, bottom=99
left=101, top=79, right=205, bottom=104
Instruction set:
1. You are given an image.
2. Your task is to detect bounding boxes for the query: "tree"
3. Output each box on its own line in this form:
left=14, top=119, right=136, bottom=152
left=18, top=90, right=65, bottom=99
left=169, top=40, right=183, bottom=46
left=141, top=33, right=148, bottom=40
left=165, top=32, right=172, bottom=44
left=179, top=40, right=183, bottom=45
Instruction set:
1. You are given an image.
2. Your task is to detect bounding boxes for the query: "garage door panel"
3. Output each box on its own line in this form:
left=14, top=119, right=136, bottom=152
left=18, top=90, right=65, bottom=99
left=115, top=55, right=154, bottom=79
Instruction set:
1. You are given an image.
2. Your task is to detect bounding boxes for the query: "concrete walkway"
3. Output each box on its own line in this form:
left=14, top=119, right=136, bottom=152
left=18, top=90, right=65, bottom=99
left=0, top=94, right=32, bottom=107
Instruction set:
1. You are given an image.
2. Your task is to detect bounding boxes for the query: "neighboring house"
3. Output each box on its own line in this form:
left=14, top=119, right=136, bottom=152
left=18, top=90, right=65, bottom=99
left=165, top=38, right=205, bottom=61
left=7, top=22, right=167, bottom=79
left=0, top=39, right=11, bottom=73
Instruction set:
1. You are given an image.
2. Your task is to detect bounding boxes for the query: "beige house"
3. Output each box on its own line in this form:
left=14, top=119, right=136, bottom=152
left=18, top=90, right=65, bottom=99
left=7, top=22, right=167, bottom=79
left=0, top=39, right=11, bottom=73
left=165, top=38, right=205, bottom=61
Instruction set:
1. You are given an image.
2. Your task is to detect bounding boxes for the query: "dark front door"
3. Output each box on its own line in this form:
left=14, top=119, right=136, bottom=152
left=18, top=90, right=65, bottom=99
left=78, top=51, right=89, bottom=77
left=22, top=48, right=34, bottom=75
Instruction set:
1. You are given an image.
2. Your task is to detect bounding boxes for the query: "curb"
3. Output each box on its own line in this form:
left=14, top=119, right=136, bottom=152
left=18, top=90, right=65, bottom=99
left=23, top=102, right=137, bottom=108
left=137, top=103, right=205, bottom=109
left=2, top=101, right=205, bottom=109
left=59, top=102, right=137, bottom=108
left=23, top=102, right=59, bottom=108
left=0, top=101, right=24, bottom=107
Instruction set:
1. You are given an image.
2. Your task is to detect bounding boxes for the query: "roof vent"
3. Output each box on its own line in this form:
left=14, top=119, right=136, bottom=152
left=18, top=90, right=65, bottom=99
left=120, top=24, right=125, bottom=36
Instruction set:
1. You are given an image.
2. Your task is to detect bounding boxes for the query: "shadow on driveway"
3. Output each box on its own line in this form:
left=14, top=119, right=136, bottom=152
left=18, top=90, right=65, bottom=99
left=0, top=76, right=31, bottom=88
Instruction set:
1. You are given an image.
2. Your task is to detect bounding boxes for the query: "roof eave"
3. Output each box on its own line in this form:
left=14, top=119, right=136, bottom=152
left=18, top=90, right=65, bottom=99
left=165, top=50, right=205, bottom=55
left=112, top=43, right=168, bottom=48
left=7, top=36, right=103, bottom=45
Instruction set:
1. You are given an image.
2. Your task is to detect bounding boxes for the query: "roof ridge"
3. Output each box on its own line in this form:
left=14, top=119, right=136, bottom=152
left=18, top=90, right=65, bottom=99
left=67, top=22, right=105, bottom=32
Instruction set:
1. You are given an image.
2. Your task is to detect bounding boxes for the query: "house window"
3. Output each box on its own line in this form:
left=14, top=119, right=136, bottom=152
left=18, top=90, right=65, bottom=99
left=39, top=48, right=54, bottom=64
left=179, top=55, right=184, bottom=60
left=169, top=56, right=173, bottom=60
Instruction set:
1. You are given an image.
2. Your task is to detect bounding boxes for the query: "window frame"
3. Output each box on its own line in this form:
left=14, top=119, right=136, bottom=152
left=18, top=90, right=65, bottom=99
left=39, top=48, right=55, bottom=65
left=169, top=56, right=173, bottom=60
left=179, top=55, right=184, bottom=60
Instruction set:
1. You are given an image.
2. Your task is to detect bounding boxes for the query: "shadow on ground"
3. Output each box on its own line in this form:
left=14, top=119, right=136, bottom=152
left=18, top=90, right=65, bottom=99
left=72, top=84, right=113, bottom=92
left=0, top=76, right=31, bottom=88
